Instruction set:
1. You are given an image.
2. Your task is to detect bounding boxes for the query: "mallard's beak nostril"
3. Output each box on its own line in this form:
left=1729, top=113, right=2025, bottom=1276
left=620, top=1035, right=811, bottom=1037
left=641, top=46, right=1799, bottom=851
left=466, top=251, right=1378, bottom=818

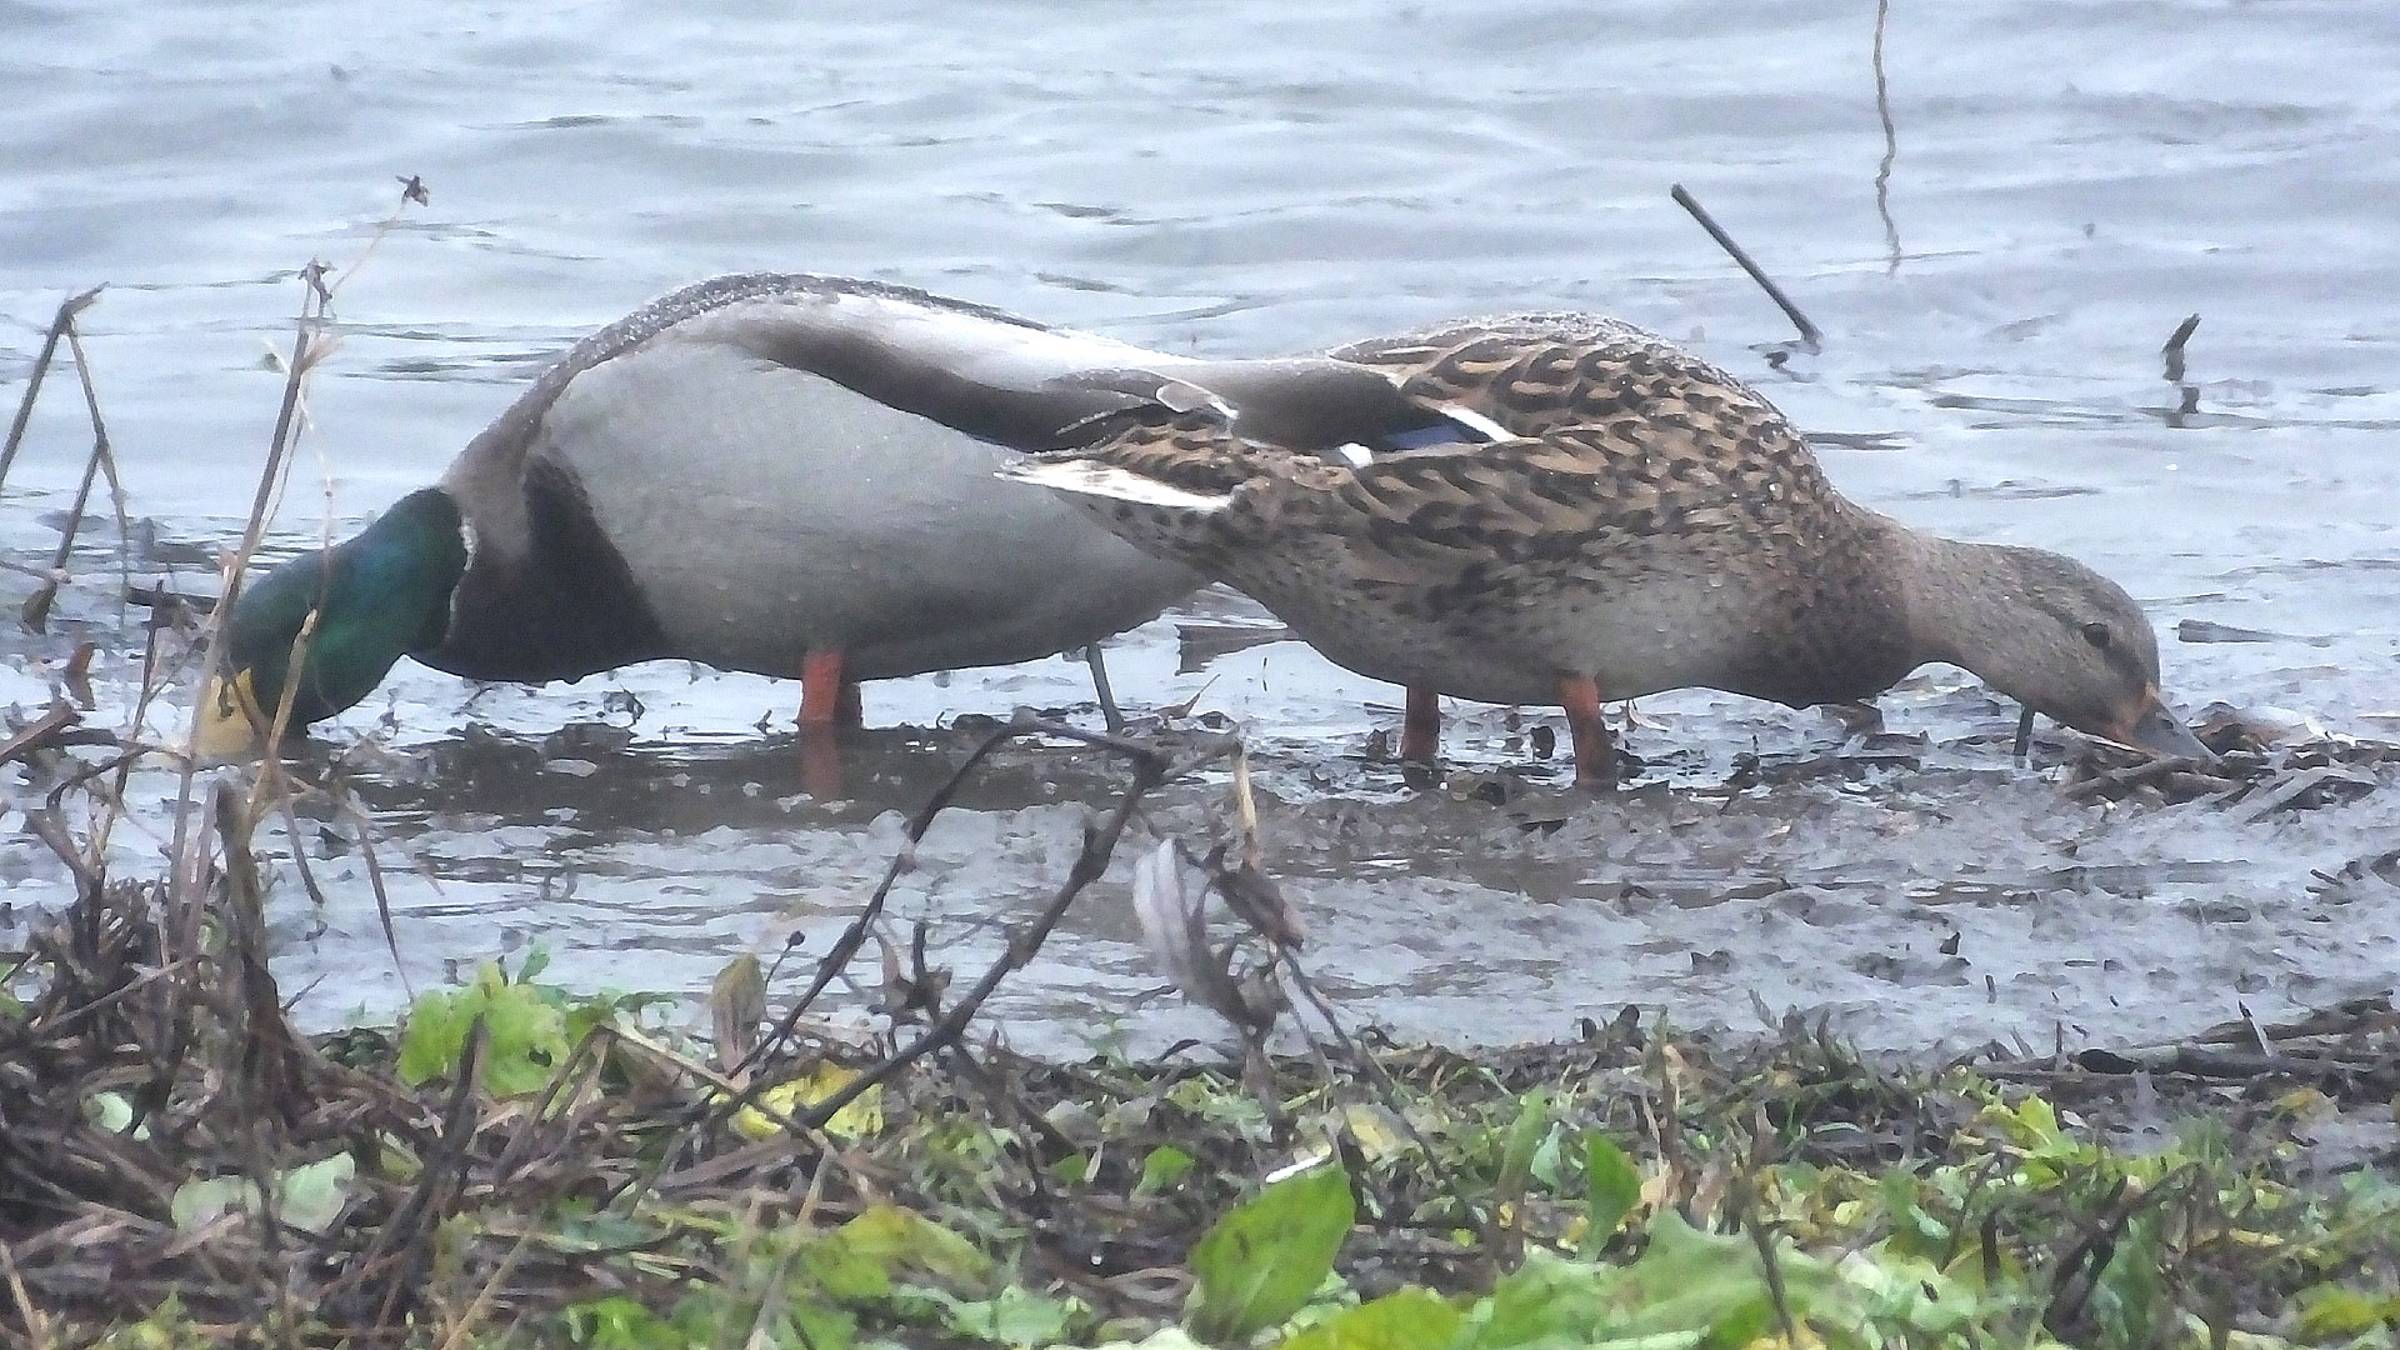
left=2117, top=686, right=2215, bottom=764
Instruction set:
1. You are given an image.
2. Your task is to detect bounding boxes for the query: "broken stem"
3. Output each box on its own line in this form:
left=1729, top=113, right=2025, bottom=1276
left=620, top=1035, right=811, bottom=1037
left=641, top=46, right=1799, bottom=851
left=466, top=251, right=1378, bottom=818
left=1671, top=183, right=1824, bottom=351
left=22, top=310, right=131, bottom=631
left=0, top=285, right=104, bottom=497
left=2162, top=313, right=2201, bottom=383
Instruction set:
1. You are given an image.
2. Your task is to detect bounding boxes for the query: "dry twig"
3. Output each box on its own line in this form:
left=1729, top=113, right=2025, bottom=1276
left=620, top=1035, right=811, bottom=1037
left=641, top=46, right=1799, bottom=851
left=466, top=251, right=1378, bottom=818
left=1670, top=184, right=1823, bottom=351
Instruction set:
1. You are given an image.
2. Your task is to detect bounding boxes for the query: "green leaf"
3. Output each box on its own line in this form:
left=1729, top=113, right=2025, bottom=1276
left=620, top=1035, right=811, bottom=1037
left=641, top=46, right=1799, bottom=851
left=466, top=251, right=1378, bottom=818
left=1188, top=1162, right=1356, bottom=1341
left=1878, top=1170, right=1948, bottom=1252
left=1456, top=1248, right=1613, bottom=1347
left=921, top=1285, right=1086, bottom=1348
left=780, top=1299, right=857, bottom=1350
left=1279, top=1288, right=1461, bottom=1350
left=664, top=1289, right=853, bottom=1350
left=801, top=1232, right=896, bottom=1304
left=2297, top=1284, right=2400, bottom=1339
left=1495, top=1090, right=1551, bottom=1208
left=562, top=1294, right=685, bottom=1348
left=83, top=1090, right=134, bottom=1134
left=1583, top=1134, right=1640, bottom=1249
left=834, top=1204, right=994, bottom=1292
left=2088, top=1213, right=2164, bottom=1350
left=1460, top=1212, right=1843, bottom=1348
left=397, top=962, right=572, bottom=1097
left=1835, top=1243, right=1987, bottom=1338
left=1528, top=1131, right=1567, bottom=1191
left=1595, top=1211, right=1842, bottom=1345
left=1139, top=1145, right=1197, bottom=1195
left=277, top=1154, right=356, bottom=1234
left=168, top=1176, right=255, bottom=1232
left=566, top=989, right=670, bottom=1050
left=1167, top=1075, right=1271, bottom=1133
left=169, top=1153, right=354, bottom=1236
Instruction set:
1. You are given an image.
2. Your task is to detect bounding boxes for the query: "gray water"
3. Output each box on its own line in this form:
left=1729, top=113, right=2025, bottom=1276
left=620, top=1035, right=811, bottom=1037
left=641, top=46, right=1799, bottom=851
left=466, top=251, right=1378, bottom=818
left=3, top=0, right=2397, bottom=1056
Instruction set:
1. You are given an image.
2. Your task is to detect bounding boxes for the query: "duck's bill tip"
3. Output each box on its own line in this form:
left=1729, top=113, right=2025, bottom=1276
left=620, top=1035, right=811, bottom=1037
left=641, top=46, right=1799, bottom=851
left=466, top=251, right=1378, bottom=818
left=2119, top=690, right=2216, bottom=764
left=190, top=670, right=264, bottom=762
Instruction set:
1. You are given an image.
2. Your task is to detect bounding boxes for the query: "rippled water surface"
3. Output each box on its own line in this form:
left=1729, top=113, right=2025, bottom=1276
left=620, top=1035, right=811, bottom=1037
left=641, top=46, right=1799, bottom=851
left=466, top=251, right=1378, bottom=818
left=4, top=0, right=2397, bottom=1054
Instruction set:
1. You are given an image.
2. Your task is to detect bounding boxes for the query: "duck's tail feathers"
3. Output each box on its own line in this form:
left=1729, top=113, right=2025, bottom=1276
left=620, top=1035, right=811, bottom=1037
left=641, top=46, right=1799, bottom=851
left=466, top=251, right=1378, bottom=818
left=999, top=457, right=1236, bottom=515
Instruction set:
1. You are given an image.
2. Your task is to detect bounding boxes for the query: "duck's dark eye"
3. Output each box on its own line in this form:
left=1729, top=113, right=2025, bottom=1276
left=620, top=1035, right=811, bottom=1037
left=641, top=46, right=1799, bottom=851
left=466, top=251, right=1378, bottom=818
left=2081, top=622, right=2112, bottom=649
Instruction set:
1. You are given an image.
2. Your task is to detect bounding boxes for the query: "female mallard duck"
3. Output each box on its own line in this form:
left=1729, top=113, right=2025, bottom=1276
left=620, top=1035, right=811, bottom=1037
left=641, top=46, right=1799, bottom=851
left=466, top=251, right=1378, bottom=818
left=1004, top=312, right=2211, bottom=785
left=198, top=274, right=1499, bottom=779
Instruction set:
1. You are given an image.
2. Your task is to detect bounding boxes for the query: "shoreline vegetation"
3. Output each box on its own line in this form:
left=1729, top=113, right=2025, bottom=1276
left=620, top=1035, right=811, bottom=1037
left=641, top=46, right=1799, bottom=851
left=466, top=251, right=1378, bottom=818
left=4, top=217, right=2398, bottom=1347
left=3, top=800, right=2396, bottom=1346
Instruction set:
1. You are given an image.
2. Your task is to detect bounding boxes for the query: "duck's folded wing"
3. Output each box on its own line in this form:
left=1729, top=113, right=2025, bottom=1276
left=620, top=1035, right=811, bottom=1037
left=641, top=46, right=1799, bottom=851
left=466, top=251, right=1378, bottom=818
left=1327, top=314, right=1785, bottom=442
left=662, top=275, right=1203, bottom=451
left=680, top=277, right=1509, bottom=455
left=1323, top=435, right=1623, bottom=576
left=1315, top=419, right=1817, bottom=593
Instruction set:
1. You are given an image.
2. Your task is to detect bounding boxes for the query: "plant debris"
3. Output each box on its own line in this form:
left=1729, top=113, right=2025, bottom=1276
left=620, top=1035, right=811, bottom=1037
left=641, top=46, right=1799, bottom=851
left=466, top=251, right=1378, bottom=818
left=3, top=716, right=2397, bottom=1346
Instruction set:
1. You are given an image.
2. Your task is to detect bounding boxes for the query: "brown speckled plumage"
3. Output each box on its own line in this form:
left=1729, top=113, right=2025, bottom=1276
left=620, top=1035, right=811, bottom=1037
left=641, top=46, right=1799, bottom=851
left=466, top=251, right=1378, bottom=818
left=1008, top=312, right=2208, bottom=778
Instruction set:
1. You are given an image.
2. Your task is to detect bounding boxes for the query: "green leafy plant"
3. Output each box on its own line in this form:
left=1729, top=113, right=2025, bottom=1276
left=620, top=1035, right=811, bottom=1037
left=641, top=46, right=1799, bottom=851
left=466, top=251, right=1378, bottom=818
left=396, top=951, right=669, bottom=1097
left=169, top=1154, right=355, bottom=1236
left=1582, top=1132, right=1641, bottom=1251
left=397, top=960, right=572, bottom=1096
left=1188, top=1162, right=1356, bottom=1342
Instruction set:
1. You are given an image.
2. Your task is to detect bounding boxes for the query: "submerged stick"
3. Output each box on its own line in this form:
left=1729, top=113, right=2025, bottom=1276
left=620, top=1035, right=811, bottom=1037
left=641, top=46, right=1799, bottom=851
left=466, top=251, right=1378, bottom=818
left=0, top=705, right=80, bottom=769
left=1872, top=0, right=1900, bottom=273
left=23, top=310, right=131, bottom=631
left=2162, top=313, right=2201, bottom=383
left=1670, top=184, right=1824, bottom=351
left=0, top=285, right=104, bottom=498
left=62, top=317, right=132, bottom=541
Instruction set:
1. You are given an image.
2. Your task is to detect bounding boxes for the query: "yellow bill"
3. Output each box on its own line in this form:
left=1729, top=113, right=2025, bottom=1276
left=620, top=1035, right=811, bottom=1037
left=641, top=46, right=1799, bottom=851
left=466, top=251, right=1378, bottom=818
left=192, top=668, right=266, bottom=761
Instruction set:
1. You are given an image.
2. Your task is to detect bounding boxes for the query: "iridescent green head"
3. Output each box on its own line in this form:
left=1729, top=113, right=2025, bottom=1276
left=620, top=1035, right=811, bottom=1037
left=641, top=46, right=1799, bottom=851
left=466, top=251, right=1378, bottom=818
left=196, top=488, right=468, bottom=753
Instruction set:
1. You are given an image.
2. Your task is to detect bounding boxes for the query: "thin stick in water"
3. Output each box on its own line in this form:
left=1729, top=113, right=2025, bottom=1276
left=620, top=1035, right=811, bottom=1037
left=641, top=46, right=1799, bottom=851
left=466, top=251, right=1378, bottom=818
left=1872, top=0, right=1901, bottom=273
left=2162, top=313, right=2201, bottom=383
left=1670, top=183, right=1824, bottom=351
left=0, top=285, right=103, bottom=498
left=22, top=311, right=131, bottom=631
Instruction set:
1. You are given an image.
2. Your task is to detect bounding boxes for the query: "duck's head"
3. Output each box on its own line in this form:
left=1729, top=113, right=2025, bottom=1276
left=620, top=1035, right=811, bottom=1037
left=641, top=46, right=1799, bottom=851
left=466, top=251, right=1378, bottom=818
left=1913, top=539, right=2211, bottom=761
left=195, top=488, right=469, bottom=757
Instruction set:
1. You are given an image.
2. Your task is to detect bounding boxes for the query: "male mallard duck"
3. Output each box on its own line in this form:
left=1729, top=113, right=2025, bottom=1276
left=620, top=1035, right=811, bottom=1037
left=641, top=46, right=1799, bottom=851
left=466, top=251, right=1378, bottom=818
left=199, top=274, right=1499, bottom=779
left=1004, top=312, right=2211, bottom=785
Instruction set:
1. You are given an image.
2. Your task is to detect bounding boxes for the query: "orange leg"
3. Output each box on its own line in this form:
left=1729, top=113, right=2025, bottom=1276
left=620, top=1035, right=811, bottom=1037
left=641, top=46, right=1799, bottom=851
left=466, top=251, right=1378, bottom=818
left=798, top=650, right=854, bottom=798
left=796, top=729, right=840, bottom=798
left=800, top=650, right=850, bottom=729
left=1557, top=675, right=1617, bottom=788
left=1400, top=686, right=1442, bottom=763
